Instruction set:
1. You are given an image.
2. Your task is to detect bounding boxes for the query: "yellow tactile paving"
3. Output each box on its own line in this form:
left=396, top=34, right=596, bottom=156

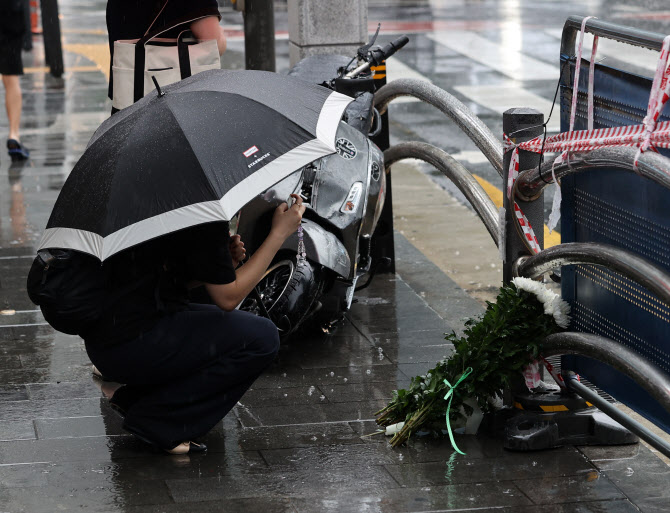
left=473, top=173, right=562, bottom=248
left=63, top=43, right=110, bottom=79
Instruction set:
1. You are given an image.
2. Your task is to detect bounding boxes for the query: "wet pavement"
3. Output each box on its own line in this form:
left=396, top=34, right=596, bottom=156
left=1, top=0, right=670, bottom=512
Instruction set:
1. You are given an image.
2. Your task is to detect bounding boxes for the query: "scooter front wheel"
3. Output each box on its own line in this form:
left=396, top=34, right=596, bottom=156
left=239, top=254, right=322, bottom=338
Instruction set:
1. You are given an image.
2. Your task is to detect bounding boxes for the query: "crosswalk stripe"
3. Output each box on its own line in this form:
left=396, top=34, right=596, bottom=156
left=454, top=83, right=560, bottom=132
left=384, top=59, right=432, bottom=103
left=427, top=31, right=558, bottom=81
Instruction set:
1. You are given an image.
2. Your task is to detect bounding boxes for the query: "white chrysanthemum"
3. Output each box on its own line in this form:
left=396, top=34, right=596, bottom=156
left=512, top=277, right=571, bottom=328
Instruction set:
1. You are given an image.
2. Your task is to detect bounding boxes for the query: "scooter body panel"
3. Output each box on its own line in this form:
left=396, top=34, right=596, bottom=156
left=279, top=219, right=351, bottom=278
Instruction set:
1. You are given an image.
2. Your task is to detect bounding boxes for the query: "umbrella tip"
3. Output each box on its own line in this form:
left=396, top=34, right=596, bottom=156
left=151, top=75, right=165, bottom=97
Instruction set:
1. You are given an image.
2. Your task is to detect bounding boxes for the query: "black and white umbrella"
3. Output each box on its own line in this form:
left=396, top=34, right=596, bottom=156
left=38, top=69, right=352, bottom=260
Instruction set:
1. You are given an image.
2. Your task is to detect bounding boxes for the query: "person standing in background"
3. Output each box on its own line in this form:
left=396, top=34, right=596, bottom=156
left=0, top=0, right=30, bottom=161
left=106, top=0, right=227, bottom=112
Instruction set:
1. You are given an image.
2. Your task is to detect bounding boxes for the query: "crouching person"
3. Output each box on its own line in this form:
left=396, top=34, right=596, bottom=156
left=50, top=196, right=303, bottom=454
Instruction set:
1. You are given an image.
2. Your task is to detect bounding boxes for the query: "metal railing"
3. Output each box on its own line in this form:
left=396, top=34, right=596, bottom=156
left=375, top=15, right=670, bottom=454
left=375, top=79, right=503, bottom=177
left=384, top=142, right=499, bottom=243
left=515, top=147, right=670, bottom=201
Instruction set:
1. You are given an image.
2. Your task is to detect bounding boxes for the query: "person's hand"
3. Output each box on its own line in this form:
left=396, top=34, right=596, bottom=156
left=229, top=234, right=246, bottom=268
left=270, top=194, right=305, bottom=241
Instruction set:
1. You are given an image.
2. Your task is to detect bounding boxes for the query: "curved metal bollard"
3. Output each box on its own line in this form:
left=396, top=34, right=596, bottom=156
left=516, top=146, right=670, bottom=201
left=384, top=141, right=500, bottom=245
left=543, top=331, right=670, bottom=458
left=515, top=242, right=670, bottom=307
left=374, top=79, right=503, bottom=177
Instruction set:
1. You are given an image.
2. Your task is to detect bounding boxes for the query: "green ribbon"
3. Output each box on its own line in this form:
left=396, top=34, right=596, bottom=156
left=443, top=367, right=473, bottom=455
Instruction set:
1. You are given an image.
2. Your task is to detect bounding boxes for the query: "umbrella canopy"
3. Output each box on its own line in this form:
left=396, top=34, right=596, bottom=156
left=38, top=69, right=352, bottom=260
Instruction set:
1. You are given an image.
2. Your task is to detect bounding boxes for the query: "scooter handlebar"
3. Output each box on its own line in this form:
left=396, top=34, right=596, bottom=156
left=369, top=35, right=409, bottom=65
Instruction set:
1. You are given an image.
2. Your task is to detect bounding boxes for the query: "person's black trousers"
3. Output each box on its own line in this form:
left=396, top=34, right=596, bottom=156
left=86, top=304, right=280, bottom=449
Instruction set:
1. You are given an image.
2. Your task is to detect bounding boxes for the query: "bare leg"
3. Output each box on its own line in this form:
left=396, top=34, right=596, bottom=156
left=2, top=75, right=22, bottom=141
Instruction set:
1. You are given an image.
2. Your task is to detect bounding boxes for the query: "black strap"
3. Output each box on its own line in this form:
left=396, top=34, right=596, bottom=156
left=177, top=31, right=193, bottom=80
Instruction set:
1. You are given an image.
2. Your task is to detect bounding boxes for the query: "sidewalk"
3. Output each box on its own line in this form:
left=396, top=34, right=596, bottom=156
left=0, top=23, right=669, bottom=513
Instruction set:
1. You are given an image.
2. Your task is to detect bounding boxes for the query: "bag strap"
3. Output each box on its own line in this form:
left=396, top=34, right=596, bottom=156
left=133, top=12, right=214, bottom=103
left=144, top=0, right=170, bottom=37
left=177, top=30, right=193, bottom=80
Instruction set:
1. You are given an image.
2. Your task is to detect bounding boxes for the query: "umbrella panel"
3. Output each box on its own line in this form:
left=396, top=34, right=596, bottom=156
left=47, top=93, right=314, bottom=238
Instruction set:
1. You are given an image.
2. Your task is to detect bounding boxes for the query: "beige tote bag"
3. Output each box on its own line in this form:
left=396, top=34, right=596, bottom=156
left=111, top=2, right=221, bottom=110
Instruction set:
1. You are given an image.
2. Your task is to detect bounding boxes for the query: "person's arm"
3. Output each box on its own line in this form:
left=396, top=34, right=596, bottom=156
left=205, top=195, right=305, bottom=311
left=190, top=16, right=226, bottom=55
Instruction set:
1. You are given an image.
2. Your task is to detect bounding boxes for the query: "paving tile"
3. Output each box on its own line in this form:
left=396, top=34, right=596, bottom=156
left=383, top=343, right=455, bottom=364
left=277, top=336, right=393, bottom=369
left=239, top=385, right=330, bottom=408
left=166, top=465, right=399, bottom=502
left=0, top=463, right=49, bottom=488
left=34, top=415, right=126, bottom=439
left=460, top=500, right=641, bottom=513
left=253, top=364, right=407, bottom=389
left=0, top=384, right=29, bottom=401
left=207, top=421, right=360, bottom=451
left=0, top=481, right=173, bottom=513
left=0, top=365, right=93, bottom=384
left=234, top=399, right=388, bottom=428
left=20, top=350, right=91, bottom=369
left=41, top=452, right=268, bottom=487
left=358, top=316, right=452, bottom=336
left=0, top=420, right=36, bottom=441
left=0, top=434, right=151, bottom=465
left=0, top=312, right=43, bottom=327
left=261, top=443, right=403, bottom=470
left=384, top=447, right=595, bottom=486
left=290, top=481, right=531, bottom=512
left=0, top=397, right=102, bottom=423
left=0, top=355, right=22, bottom=370
left=27, top=381, right=103, bottom=400
left=123, top=498, right=297, bottom=513
left=577, top=444, right=642, bottom=462
left=320, top=381, right=400, bottom=403
left=633, top=497, right=670, bottom=513
left=513, top=474, right=625, bottom=505
left=349, top=299, right=440, bottom=322
left=397, top=362, right=438, bottom=379
left=586, top=444, right=670, bottom=504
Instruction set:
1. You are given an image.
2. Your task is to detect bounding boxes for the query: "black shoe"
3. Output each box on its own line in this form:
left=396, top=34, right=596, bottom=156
left=7, top=139, right=29, bottom=161
left=164, top=441, right=208, bottom=455
left=124, top=422, right=208, bottom=455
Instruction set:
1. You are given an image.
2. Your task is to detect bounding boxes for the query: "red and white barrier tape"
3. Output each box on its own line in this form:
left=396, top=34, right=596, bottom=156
left=503, top=24, right=670, bottom=255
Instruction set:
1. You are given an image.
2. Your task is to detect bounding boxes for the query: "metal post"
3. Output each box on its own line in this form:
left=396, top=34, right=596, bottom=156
left=502, top=108, right=544, bottom=283
left=40, top=0, right=63, bottom=77
left=22, top=0, right=32, bottom=51
left=370, top=63, right=395, bottom=273
left=243, top=0, right=276, bottom=72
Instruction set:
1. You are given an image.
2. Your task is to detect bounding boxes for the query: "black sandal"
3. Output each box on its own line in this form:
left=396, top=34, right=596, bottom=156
left=7, top=139, right=29, bottom=161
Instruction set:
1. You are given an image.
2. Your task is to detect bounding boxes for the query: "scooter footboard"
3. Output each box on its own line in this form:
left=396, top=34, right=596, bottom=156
left=279, top=219, right=351, bottom=279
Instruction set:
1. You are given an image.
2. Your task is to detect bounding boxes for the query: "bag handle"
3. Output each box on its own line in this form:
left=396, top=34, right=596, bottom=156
left=133, top=9, right=215, bottom=102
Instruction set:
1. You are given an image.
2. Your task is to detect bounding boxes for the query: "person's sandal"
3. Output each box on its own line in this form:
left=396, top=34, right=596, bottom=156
left=7, top=139, right=29, bottom=161
left=164, top=441, right=208, bottom=455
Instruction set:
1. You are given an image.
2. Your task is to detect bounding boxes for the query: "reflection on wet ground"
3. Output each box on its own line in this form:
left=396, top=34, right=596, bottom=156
left=1, top=1, right=669, bottom=512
